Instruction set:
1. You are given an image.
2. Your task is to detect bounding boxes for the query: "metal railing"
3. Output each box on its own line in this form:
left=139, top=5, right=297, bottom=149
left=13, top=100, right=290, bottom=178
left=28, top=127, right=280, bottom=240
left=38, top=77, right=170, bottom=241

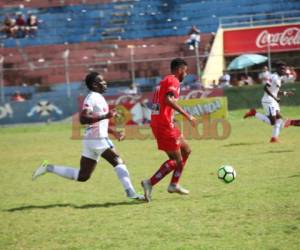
left=219, top=10, right=300, bottom=29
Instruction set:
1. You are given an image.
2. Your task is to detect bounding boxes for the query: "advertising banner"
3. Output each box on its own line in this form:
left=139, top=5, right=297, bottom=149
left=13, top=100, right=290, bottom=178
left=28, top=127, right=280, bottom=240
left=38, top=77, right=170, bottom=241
left=224, top=24, right=300, bottom=55
left=176, top=97, right=228, bottom=121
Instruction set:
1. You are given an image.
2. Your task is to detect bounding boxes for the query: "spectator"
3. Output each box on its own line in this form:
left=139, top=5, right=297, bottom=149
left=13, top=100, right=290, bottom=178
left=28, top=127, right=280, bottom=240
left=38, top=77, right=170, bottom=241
left=11, top=91, right=25, bottom=102
left=2, top=14, right=17, bottom=38
left=218, top=70, right=232, bottom=88
left=124, top=83, right=139, bottom=95
left=238, top=74, right=254, bottom=86
left=258, top=66, right=271, bottom=85
left=186, top=25, right=201, bottom=50
left=26, top=14, right=38, bottom=37
left=282, top=66, right=297, bottom=84
left=290, top=67, right=297, bottom=82
left=15, top=13, right=26, bottom=38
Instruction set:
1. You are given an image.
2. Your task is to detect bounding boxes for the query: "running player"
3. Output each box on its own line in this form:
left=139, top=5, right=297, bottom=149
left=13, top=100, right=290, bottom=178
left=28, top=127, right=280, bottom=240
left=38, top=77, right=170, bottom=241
left=141, top=58, right=197, bottom=202
left=243, top=62, right=294, bottom=142
left=32, top=72, right=144, bottom=201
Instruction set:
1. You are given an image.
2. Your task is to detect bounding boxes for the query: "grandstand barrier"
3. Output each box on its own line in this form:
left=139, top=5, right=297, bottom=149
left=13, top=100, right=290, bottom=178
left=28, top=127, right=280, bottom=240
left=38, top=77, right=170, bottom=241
left=0, top=88, right=223, bottom=125
left=224, top=82, right=300, bottom=110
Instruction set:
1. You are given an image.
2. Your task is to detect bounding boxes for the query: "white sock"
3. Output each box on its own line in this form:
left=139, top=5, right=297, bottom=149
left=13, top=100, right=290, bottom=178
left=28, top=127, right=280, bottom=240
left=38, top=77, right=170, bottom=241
left=272, top=119, right=283, bottom=138
left=114, top=164, right=135, bottom=192
left=255, top=113, right=271, bottom=125
left=46, top=164, right=79, bottom=181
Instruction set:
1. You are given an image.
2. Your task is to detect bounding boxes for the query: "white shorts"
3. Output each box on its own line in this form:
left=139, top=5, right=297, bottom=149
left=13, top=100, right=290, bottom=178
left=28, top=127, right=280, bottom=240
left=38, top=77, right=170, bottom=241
left=82, top=138, right=114, bottom=162
left=262, top=100, right=280, bottom=117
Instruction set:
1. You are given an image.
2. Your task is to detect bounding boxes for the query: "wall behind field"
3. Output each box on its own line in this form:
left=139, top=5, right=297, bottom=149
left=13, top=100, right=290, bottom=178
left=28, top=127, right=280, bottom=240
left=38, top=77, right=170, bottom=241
left=224, top=83, right=300, bottom=110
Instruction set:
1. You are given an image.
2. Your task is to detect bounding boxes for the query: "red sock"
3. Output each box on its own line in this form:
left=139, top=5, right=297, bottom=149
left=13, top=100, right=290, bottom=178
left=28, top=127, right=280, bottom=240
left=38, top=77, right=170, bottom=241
left=150, top=160, right=176, bottom=186
left=291, top=120, right=300, bottom=126
left=170, top=154, right=190, bottom=185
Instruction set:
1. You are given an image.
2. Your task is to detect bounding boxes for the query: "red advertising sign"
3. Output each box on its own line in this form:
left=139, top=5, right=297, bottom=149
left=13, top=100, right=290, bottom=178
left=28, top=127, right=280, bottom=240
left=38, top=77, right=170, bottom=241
left=224, top=24, right=300, bottom=55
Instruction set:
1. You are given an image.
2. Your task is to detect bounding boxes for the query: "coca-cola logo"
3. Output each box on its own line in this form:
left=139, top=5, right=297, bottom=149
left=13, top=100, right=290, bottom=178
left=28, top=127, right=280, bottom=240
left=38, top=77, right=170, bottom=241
left=256, top=27, right=300, bottom=48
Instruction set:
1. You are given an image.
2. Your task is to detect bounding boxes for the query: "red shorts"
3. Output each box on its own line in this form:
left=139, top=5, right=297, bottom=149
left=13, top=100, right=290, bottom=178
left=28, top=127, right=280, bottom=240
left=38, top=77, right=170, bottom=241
left=151, top=124, right=181, bottom=152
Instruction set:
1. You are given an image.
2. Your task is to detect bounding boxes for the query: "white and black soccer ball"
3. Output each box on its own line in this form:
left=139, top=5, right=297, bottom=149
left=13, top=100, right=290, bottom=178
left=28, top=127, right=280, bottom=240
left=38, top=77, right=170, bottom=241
left=218, top=165, right=236, bottom=183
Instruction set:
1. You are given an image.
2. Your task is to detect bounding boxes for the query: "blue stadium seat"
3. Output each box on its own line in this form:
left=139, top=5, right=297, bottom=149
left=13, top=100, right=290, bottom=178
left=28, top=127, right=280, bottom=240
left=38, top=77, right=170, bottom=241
left=1, top=0, right=299, bottom=47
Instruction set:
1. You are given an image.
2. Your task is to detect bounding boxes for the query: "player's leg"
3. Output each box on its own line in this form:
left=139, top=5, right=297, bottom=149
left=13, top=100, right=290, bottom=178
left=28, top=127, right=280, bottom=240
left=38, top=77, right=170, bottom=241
left=77, top=156, right=97, bottom=181
left=166, top=150, right=189, bottom=195
left=284, top=119, right=300, bottom=127
left=180, top=137, right=191, bottom=164
left=270, top=111, right=284, bottom=142
left=244, top=107, right=273, bottom=125
left=32, top=138, right=102, bottom=181
left=255, top=112, right=272, bottom=125
left=101, top=148, right=144, bottom=200
left=141, top=152, right=178, bottom=202
left=32, top=156, right=96, bottom=181
left=243, top=108, right=257, bottom=119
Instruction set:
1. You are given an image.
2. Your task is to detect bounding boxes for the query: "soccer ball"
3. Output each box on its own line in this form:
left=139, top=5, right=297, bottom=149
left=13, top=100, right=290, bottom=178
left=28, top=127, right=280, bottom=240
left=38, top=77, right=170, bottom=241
left=218, top=165, right=236, bottom=183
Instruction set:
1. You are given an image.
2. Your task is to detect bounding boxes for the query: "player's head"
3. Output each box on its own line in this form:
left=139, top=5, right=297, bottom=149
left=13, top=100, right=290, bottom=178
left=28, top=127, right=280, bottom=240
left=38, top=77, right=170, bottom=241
left=273, top=61, right=287, bottom=76
left=171, top=58, right=188, bottom=82
left=85, top=72, right=107, bottom=93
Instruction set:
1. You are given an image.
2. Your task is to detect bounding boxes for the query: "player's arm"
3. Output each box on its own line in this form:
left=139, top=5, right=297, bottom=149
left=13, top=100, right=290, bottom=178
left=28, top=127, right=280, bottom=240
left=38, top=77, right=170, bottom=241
left=165, top=92, right=196, bottom=127
left=264, top=84, right=280, bottom=102
left=278, top=90, right=295, bottom=97
left=108, top=127, right=125, bottom=141
left=79, top=109, right=116, bottom=125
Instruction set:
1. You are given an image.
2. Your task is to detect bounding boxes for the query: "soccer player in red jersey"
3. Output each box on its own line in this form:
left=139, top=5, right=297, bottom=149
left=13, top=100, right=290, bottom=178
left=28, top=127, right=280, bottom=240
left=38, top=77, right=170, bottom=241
left=284, top=119, right=300, bottom=127
left=141, top=58, right=197, bottom=202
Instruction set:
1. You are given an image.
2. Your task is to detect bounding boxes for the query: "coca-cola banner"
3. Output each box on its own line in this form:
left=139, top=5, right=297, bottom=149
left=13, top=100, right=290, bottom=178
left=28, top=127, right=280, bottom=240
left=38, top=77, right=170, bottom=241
left=224, top=24, right=300, bottom=55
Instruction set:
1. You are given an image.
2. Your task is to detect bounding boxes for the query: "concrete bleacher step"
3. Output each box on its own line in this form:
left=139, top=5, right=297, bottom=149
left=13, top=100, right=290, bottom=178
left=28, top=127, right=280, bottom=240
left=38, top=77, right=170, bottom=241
left=98, top=44, right=119, bottom=50
left=113, top=4, right=133, bottom=10
left=102, top=27, right=125, bottom=35
left=112, top=11, right=132, bottom=17
left=112, top=0, right=140, bottom=3
left=110, top=19, right=128, bottom=25
left=101, top=35, right=122, bottom=40
left=93, top=52, right=115, bottom=58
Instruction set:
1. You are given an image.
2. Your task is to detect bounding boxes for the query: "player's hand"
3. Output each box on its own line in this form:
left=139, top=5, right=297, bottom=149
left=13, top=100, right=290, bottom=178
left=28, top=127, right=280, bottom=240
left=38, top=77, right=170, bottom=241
left=113, top=130, right=125, bottom=141
left=286, top=91, right=294, bottom=97
left=188, top=115, right=197, bottom=127
left=106, top=109, right=118, bottom=119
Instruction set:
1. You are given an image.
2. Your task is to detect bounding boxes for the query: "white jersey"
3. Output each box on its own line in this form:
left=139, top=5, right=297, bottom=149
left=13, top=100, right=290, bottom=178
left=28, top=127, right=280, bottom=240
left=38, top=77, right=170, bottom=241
left=82, top=91, right=109, bottom=139
left=262, top=73, right=281, bottom=103
left=259, top=70, right=271, bottom=85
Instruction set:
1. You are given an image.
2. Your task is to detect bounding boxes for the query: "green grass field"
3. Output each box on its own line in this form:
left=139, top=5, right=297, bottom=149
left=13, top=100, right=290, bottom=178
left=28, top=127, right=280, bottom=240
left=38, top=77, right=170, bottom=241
left=1, top=108, right=300, bottom=250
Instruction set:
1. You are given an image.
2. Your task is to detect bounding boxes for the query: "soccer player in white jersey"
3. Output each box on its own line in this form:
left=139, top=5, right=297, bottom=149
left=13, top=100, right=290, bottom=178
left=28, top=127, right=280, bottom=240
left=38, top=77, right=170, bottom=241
left=243, top=62, right=294, bottom=143
left=32, top=72, right=144, bottom=200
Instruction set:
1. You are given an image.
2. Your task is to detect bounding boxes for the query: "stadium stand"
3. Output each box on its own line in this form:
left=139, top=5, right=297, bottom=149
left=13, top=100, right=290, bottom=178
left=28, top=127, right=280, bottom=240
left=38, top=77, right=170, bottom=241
left=0, top=0, right=299, bottom=88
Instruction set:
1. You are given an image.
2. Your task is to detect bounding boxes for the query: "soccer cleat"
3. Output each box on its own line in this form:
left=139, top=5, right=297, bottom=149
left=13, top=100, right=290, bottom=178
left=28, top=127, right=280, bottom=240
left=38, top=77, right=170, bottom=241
left=284, top=119, right=291, bottom=128
left=125, top=189, right=145, bottom=201
left=141, top=179, right=152, bottom=202
left=270, top=137, right=279, bottom=143
left=32, top=160, right=49, bottom=180
left=243, top=108, right=256, bottom=119
left=167, top=184, right=189, bottom=195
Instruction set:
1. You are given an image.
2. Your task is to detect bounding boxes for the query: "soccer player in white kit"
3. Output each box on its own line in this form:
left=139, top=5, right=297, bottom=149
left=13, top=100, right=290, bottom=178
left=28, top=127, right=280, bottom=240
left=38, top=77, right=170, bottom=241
left=32, top=72, right=144, bottom=200
left=243, top=62, right=294, bottom=143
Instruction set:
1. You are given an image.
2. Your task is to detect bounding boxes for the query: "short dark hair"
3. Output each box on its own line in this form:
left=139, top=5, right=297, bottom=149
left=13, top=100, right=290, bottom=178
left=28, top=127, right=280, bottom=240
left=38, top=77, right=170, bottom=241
left=85, top=71, right=99, bottom=90
left=272, top=60, right=286, bottom=70
left=170, top=58, right=187, bottom=72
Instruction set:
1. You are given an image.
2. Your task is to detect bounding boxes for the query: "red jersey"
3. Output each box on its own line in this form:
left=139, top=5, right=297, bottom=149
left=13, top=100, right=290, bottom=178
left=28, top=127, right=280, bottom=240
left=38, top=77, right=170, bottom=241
left=151, top=75, right=180, bottom=128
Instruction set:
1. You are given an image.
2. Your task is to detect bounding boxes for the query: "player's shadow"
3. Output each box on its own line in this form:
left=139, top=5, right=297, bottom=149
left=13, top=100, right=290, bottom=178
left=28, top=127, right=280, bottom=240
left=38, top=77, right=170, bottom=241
left=263, top=149, right=294, bottom=154
left=223, top=142, right=260, bottom=147
left=288, top=173, right=300, bottom=178
left=3, top=201, right=144, bottom=212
